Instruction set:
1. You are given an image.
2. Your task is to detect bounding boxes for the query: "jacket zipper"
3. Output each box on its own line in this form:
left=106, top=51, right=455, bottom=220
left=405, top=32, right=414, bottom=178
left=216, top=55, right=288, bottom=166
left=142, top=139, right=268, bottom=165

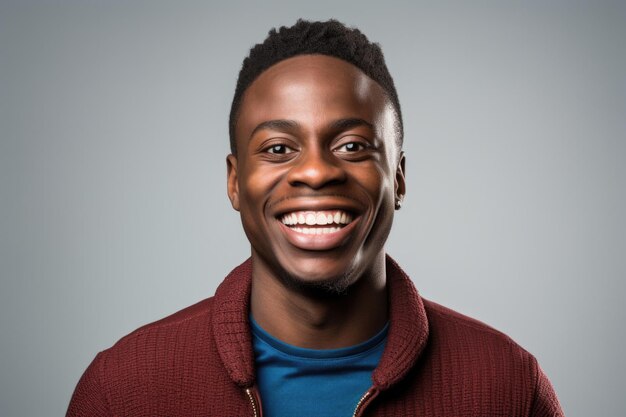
left=247, top=385, right=376, bottom=417
left=245, top=387, right=261, bottom=417
left=352, top=388, right=378, bottom=417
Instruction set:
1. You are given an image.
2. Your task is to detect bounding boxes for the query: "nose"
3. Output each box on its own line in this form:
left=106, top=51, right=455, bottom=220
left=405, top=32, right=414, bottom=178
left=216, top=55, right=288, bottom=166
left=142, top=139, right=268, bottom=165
left=287, top=148, right=347, bottom=189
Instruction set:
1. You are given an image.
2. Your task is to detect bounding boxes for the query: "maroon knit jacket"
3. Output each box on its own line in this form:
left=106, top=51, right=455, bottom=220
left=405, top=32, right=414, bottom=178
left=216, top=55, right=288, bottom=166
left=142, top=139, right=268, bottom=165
left=67, top=256, right=564, bottom=417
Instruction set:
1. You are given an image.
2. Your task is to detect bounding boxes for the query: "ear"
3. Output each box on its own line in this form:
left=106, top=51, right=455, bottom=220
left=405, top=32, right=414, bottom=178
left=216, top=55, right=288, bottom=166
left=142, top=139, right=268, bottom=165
left=226, top=154, right=240, bottom=211
left=394, top=151, right=406, bottom=210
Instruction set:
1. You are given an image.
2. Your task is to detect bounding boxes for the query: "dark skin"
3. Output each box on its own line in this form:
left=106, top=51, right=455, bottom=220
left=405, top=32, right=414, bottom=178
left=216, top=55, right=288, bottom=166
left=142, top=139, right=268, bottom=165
left=227, top=55, right=405, bottom=349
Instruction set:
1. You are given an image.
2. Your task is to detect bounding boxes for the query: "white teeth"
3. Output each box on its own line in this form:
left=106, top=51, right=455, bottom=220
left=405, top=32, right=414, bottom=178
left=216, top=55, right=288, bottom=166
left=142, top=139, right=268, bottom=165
left=281, top=210, right=354, bottom=227
left=289, top=226, right=341, bottom=235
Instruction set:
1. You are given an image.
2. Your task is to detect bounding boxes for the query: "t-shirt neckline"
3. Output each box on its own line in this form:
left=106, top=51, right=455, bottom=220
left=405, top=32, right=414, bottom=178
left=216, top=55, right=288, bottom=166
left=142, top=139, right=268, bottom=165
left=249, top=315, right=389, bottom=360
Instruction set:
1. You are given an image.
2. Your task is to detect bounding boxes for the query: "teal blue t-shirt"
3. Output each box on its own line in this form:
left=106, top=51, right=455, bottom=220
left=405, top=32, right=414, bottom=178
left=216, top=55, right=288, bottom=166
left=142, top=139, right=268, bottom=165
left=250, top=317, right=388, bottom=417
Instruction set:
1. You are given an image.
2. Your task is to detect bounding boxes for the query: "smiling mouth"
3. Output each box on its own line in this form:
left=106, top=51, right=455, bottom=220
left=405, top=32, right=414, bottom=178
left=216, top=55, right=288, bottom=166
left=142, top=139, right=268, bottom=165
left=279, top=210, right=354, bottom=235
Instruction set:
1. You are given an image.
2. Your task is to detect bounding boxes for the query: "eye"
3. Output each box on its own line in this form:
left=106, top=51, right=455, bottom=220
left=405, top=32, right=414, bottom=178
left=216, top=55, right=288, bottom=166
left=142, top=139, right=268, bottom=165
left=266, top=144, right=295, bottom=154
left=335, top=141, right=367, bottom=153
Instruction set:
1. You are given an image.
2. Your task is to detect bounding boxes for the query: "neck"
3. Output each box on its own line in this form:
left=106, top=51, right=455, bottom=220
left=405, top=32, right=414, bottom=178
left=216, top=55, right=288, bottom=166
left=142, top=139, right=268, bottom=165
left=250, top=252, right=388, bottom=349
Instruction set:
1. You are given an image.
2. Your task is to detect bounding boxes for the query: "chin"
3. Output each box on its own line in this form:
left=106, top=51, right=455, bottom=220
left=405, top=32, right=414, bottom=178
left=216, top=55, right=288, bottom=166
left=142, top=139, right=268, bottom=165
left=278, top=260, right=358, bottom=296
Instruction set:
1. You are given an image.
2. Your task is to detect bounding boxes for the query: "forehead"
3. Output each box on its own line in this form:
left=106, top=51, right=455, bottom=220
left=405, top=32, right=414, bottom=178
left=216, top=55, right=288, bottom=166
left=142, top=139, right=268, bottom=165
left=235, top=55, right=395, bottom=143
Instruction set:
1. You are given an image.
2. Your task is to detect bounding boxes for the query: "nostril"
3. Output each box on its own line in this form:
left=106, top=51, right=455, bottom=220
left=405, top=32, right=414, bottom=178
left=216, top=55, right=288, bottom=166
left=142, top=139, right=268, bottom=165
left=287, top=159, right=347, bottom=189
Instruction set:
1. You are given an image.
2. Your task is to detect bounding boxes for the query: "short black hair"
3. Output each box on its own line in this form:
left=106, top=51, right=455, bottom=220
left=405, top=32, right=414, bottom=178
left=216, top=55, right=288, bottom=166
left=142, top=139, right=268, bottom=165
left=228, top=19, right=403, bottom=155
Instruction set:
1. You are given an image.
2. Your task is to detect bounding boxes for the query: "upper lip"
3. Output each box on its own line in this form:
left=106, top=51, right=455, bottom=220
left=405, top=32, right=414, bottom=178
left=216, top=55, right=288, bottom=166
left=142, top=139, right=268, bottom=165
left=270, top=196, right=364, bottom=218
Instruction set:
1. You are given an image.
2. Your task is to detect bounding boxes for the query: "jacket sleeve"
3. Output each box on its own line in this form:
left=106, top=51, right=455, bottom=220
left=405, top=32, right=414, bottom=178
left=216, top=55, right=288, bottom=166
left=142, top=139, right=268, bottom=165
left=529, top=358, right=565, bottom=417
left=66, top=352, right=113, bottom=417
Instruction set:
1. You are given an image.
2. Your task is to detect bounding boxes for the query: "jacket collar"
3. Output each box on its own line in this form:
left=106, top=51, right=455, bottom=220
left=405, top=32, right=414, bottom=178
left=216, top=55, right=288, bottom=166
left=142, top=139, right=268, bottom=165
left=211, top=255, right=429, bottom=390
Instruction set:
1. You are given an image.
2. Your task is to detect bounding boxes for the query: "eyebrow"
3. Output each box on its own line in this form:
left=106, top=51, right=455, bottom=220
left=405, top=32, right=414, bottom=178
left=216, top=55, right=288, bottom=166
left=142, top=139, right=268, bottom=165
left=329, top=118, right=374, bottom=131
left=249, top=119, right=299, bottom=139
left=249, top=118, right=374, bottom=139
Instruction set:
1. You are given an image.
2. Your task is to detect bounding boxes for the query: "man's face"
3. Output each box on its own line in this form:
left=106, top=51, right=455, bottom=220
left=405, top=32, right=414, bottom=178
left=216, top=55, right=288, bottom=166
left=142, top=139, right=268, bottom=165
left=227, top=54, right=405, bottom=292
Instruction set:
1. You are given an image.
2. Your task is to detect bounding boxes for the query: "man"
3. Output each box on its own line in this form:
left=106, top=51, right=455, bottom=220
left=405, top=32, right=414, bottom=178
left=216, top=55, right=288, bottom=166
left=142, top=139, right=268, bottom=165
left=67, top=19, right=564, bottom=416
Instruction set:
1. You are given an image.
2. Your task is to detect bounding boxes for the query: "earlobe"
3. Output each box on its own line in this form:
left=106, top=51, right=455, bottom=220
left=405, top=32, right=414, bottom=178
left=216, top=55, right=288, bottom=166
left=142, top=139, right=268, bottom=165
left=226, top=154, right=240, bottom=211
left=394, top=152, right=406, bottom=210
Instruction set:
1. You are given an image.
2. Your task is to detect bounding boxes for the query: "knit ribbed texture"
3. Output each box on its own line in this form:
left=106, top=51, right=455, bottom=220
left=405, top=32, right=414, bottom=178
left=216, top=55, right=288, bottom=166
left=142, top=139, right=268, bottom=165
left=67, top=256, right=564, bottom=417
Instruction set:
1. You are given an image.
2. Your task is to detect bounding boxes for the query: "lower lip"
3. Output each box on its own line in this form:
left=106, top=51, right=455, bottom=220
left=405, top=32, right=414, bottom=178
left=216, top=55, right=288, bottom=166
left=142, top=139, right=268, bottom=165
left=277, top=218, right=359, bottom=251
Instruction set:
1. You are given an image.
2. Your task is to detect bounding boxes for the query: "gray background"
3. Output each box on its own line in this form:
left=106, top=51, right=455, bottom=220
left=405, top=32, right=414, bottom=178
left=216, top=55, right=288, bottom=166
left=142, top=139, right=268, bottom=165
left=1, top=1, right=624, bottom=416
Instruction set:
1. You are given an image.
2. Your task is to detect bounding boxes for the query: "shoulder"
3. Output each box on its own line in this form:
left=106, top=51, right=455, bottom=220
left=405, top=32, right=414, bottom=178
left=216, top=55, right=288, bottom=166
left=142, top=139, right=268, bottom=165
left=422, top=298, right=515, bottom=344
left=125, top=296, right=214, bottom=337
left=420, top=299, right=564, bottom=415
left=423, top=298, right=529, bottom=352
left=101, top=295, right=217, bottom=366
left=82, top=259, right=253, bottom=405
left=109, top=296, right=215, bottom=354
left=421, top=298, right=541, bottom=390
left=67, top=296, right=222, bottom=416
left=95, top=297, right=222, bottom=406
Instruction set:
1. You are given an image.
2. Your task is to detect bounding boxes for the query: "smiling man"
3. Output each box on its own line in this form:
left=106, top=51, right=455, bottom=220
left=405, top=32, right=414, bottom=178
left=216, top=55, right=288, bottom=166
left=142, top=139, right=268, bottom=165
left=67, top=19, right=564, bottom=417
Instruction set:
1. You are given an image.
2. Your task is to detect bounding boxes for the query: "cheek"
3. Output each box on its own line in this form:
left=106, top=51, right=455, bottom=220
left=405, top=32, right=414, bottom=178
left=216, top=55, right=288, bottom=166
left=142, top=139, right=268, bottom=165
left=239, top=164, right=285, bottom=212
left=352, top=163, right=394, bottom=205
